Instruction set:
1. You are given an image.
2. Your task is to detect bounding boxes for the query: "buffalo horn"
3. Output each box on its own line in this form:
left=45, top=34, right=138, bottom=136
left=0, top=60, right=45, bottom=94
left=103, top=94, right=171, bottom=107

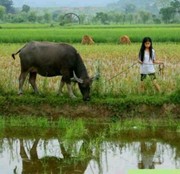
left=73, top=71, right=83, bottom=83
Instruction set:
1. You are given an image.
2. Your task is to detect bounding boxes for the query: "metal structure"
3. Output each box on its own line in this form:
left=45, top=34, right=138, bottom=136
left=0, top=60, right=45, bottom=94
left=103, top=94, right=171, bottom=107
left=61, top=13, right=80, bottom=25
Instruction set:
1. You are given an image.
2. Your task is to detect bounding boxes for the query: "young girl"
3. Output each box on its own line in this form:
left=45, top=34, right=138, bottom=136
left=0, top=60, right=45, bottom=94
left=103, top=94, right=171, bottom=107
left=138, top=37, right=164, bottom=92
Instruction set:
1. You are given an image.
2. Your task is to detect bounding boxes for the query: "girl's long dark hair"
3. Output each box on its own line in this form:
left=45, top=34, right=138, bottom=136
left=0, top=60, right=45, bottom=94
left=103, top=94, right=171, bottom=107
left=139, top=37, right=153, bottom=62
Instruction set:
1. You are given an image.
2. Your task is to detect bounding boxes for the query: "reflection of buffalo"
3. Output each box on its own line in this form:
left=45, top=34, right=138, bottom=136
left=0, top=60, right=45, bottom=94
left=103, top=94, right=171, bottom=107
left=119, top=35, right=131, bottom=44
left=19, top=139, right=94, bottom=174
left=81, top=35, right=95, bottom=45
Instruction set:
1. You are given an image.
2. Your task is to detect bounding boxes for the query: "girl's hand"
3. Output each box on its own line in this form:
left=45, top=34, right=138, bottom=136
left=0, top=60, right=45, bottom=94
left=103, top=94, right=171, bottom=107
left=138, top=60, right=143, bottom=64
left=153, top=60, right=163, bottom=65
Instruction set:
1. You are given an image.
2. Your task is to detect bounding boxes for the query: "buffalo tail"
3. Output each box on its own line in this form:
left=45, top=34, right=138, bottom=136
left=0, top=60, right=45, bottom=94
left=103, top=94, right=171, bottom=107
left=12, top=49, right=21, bottom=60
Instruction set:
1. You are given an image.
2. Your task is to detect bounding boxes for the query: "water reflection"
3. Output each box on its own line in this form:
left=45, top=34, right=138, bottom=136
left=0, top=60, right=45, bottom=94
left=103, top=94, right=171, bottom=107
left=0, top=133, right=179, bottom=174
left=138, top=141, right=159, bottom=169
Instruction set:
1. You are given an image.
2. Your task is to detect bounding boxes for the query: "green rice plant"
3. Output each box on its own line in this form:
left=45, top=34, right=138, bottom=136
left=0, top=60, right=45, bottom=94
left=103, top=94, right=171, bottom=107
left=108, top=117, right=180, bottom=136
left=0, top=116, right=5, bottom=130
left=169, top=76, right=180, bottom=103
left=57, top=117, right=72, bottom=129
left=0, top=25, right=180, bottom=43
left=7, top=116, right=49, bottom=128
left=63, top=118, right=87, bottom=139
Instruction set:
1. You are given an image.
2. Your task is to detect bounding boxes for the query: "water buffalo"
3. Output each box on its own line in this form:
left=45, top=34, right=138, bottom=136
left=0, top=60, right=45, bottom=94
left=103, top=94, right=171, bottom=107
left=12, top=41, right=94, bottom=101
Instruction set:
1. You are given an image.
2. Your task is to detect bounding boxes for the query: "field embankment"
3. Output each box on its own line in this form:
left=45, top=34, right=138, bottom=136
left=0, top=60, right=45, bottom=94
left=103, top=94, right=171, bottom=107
left=0, top=93, right=179, bottom=120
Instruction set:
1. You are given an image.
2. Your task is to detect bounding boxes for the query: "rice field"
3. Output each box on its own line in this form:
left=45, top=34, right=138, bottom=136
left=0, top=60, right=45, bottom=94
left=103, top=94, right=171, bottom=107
left=0, top=42, right=179, bottom=97
left=0, top=24, right=179, bottom=97
left=0, top=24, right=180, bottom=43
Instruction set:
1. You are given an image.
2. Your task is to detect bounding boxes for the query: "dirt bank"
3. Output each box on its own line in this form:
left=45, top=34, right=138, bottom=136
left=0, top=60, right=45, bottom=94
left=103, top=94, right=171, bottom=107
left=2, top=102, right=180, bottom=120
left=0, top=94, right=179, bottom=120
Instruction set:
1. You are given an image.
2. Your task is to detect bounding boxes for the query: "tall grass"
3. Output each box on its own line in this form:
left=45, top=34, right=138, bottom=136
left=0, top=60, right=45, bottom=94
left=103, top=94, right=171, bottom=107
left=0, top=43, right=179, bottom=97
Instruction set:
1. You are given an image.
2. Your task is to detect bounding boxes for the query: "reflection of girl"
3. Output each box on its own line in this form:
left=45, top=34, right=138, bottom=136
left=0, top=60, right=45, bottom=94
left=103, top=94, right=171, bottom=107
left=138, top=142, right=156, bottom=169
left=138, top=37, right=164, bottom=92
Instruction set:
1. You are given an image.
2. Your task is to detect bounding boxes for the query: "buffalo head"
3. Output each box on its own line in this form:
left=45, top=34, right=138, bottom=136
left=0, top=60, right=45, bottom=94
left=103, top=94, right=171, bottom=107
left=73, top=72, right=91, bottom=101
left=73, top=72, right=99, bottom=101
left=78, top=78, right=93, bottom=101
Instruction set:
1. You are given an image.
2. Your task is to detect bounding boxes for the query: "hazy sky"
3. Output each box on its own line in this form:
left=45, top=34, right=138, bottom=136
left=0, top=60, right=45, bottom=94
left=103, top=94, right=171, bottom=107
left=13, top=0, right=118, bottom=7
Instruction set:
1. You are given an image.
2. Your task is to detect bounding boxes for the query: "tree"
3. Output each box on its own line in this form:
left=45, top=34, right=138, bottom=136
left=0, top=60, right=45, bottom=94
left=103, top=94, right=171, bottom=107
left=138, top=11, right=151, bottom=24
left=155, top=0, right=171, bottom=9
left=124, top=3, right=136, bottom=13
left=12, top=12, right=28, bottom=23
left=94, top=12, right=109, bottom=24
left=108, top=12, right=124, bottom=24
left=160, top=7, right=174, bottom=23
left=22, top=4, right=30, bottom=13
left=0, top=5, right=5, bottom=19
left=152, top=14, right=161, bottom=24
left=43, top=12, right=51, bottom=23
left=170, top=0, right=180, bottom=22
left=159, top=0, right=180, bottom=23
left=170, top=0, right=180, bottom=13
left=28, top=11, right=37, bottom=22
left=0, top=0, right=14, bottom=13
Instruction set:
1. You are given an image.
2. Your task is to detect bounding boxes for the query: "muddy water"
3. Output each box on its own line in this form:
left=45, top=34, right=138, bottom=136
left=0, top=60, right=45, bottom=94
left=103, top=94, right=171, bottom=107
left=0, top=129, right=179, bottom=174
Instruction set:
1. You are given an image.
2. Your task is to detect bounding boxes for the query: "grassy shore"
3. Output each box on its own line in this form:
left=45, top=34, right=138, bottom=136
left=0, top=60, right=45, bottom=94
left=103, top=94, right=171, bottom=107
left=0, top=90, right=179, bottom=120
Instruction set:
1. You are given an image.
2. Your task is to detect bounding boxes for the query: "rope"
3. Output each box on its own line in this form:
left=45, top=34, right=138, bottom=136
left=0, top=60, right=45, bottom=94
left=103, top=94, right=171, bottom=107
left=108, top=62, right=165, bottom=81
left=108, top=62, right=138, bottom=81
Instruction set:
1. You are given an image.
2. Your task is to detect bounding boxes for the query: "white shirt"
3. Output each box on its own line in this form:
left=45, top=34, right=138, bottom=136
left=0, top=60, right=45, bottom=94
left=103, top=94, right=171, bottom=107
left=140, top=49, right=155, bottom=74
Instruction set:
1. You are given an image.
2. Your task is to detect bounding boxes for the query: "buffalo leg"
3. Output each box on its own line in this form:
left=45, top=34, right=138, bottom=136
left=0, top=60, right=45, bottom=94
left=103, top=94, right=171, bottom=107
left=61, top=70, right=76, bottom=98
left=29, top=72, right=39, bottom=94
left=58, top=79, right=65, bottom=96
left=58, top=79, right=76, bottom=98
left=66, top=83, right=76, bottom=98
left=18, top=72, right=28, bottom=95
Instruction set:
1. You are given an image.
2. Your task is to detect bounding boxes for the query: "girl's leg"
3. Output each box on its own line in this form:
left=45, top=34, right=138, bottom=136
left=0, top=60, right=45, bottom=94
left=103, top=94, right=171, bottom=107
left=140, top=74, right=145, bottom=93
left=152, top=79, right=161, bottom=92
left=140, top=81, right=145, bottom=93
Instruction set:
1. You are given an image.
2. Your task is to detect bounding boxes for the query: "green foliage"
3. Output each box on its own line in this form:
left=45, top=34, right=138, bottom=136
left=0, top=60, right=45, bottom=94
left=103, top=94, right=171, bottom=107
left=0, top=116, right=179, bottom=138
left=0, top=116, right=5, bottom=129
left=169, top=77, right=180, bottom=103
left=170, top=90, right=180, bottom=103
left=22, top=4, right=30, bottom=13
left=108, top=117, right=180, bottom=136
left=6, top=116, right=49, bottom=128
left=160, top=0, right=180, bottom=23
left=63, top=118, right=87, bottom=139
left=0, top=5, right=5, bottom=19
left=0, top=0, right=14, bottom=13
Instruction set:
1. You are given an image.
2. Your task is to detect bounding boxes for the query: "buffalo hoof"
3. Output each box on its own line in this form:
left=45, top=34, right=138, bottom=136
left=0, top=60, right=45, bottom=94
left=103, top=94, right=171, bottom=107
left=70, top=95, right=77, bottom=99
left=83, top=97, right=90, bottom=101
left=18, top=93, right=23, bottom=96
left=57, top=92, right=63, bottom=96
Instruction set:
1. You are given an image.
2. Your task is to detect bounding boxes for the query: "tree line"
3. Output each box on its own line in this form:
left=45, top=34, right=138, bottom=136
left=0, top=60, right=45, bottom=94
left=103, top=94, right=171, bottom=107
left=0, top=0, right=179, bottom=24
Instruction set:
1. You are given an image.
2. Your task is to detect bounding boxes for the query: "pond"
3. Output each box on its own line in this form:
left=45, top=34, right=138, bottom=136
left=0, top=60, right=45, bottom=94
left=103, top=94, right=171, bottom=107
left=0, top=127, right=179, bottom=174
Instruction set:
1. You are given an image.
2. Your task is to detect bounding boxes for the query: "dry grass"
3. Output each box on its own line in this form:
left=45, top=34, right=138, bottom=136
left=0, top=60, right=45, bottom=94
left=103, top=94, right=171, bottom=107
left=0, top=43, right=179, bottom=96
